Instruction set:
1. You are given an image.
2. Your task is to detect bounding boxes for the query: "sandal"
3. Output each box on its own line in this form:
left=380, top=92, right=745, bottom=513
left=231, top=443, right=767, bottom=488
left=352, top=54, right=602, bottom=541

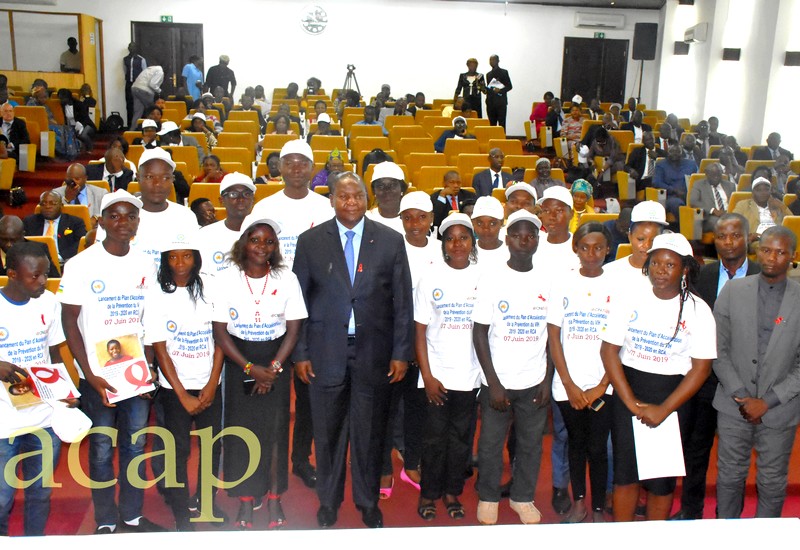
left=267, top=492, right=286, bottom=530
left=445, top=497, right=465, bottom=520
left=379, top=477, right=394, bottom=500
left=235, top=497, right=254, bottom=530
left=417, top=499, right=437, bottom=521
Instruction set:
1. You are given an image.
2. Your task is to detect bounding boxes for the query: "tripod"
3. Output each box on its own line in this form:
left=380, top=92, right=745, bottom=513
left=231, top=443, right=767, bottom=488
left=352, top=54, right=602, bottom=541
left=341, top=64, right=361, bottom=97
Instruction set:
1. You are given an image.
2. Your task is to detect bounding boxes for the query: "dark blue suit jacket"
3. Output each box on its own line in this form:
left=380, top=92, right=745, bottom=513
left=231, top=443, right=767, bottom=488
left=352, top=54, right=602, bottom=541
left=473, top=169, right=513, bottom=197
left=292, top=217, right=413, bottom=387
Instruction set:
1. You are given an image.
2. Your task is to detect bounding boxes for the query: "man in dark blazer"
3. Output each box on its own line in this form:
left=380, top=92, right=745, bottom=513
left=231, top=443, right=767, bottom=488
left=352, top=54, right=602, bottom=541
left=485, top=54, right=512, bottom=129
left=713, top=225, right=800, bottom=518
left=85, top=147, right=135, bottom=192
left=0, top=102, right=30, bottom=160
left=0, top=215, right=60, bottom=278
left=620, top=110, right=652, bottom=135
left=430, top=170, right=477, bottom=230
left=670, top=213, right=760, bottom=521
left=752, top=132, right=794, bottom=161
left=292, top=172, right=413, bottom=529
left=473, top=148, right=514, bottom=198
left=625, top=131, right=665, bottom=192
left=688, top=162, right=736, bottom=232
left=23, top=190, right=87, bottom=264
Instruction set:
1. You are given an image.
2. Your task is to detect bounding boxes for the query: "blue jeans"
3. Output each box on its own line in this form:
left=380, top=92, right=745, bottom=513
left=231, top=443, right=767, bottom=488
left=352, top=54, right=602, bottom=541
left=550, top=400, right=570, bottom=489
left=0, top=427, right=62, bottom=536
left=79, top=379, right=151, bottom=526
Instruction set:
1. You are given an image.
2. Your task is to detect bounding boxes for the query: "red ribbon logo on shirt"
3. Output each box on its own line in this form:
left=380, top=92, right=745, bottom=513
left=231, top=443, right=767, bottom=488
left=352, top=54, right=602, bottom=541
left=775, top=316, right=784, bottom=325
left=125, top=360, right=152, bottom=390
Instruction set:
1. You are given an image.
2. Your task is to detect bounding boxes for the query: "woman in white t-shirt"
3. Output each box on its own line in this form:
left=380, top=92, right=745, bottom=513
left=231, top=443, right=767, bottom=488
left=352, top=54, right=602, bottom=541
left=212, top=214, right=308, bottom=530
left=144, top=233, right=222, bottom=531
left=548, top=223, right=613, bottom=524
left=600, top=233, right=716, bottom=522
left=415, top=213, right=482, bottom=521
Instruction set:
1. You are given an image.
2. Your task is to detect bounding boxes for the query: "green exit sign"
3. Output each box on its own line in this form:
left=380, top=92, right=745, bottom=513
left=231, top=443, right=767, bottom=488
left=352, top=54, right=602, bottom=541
left=160, top=15, right=173, bottom=23
left=594, top=32, right=606, bottom=38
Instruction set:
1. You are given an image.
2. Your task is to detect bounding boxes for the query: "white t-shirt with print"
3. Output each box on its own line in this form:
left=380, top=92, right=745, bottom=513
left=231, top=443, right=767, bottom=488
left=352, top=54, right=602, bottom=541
left=414, top=262, right=482, bottom=391
left=471, top=263, right=551, bottom=390
left=212, top=267, right=307, bottom=341
left=602, top=291, right=717, bottom=376
left=0, top=290, right=64, bottom=438
left=366, top=208, right=404, bottom=234
left=143, top=276, right=216, bottom=390
left=250, top=191, right=333, bottom=268
left=547, top=271, right=614, bottom=402
left=57, top=244, right=155, bottom=378
left=535, top=234, right=580, bottom=274
left=603, top=255, right=652, bottom=300
left=198, top=220, right=239, bottom=275
left=404, top=237, right=442, bottom=292
left=475, top=243, right=509, bottom=274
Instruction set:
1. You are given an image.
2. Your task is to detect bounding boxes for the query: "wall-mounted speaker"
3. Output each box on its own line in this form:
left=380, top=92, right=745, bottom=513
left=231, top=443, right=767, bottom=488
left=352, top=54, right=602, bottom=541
left=632, top=23, right=658, bottom=60
left=722, top=48, right=741, bottom=61
left=674, top=41, right=690, bottom=55
left=785, top=52, right=800, bottom=66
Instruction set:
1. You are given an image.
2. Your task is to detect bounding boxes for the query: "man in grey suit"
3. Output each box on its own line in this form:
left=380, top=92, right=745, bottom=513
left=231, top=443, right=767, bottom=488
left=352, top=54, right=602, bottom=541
left=713, top=225, right=800, bottom=518
left=473, top=147, right=513, bottom=197
left=52, top=163, right=108, bottom=220
left=689, top=162, right=735, bottom=232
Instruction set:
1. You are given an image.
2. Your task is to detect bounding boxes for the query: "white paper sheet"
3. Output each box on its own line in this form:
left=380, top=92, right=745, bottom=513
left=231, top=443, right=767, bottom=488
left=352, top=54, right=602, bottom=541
left=632, top=411, right=686, bottom=480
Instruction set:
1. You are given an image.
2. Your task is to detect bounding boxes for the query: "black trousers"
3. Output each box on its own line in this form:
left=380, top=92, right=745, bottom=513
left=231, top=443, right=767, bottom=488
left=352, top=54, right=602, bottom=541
left=678, top=376, right=718, bottom=516
left=291, top=372, right=314, bottom=468
left=125, top=81, right=134, bottom=127
left=487, top=99, right=508, bottom=129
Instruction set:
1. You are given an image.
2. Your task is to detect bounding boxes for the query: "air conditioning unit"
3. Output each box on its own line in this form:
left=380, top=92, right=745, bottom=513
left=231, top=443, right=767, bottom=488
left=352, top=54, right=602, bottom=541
left=684, top=22, right=708, bottom=43
left=574, top=12, right=626, bottom=29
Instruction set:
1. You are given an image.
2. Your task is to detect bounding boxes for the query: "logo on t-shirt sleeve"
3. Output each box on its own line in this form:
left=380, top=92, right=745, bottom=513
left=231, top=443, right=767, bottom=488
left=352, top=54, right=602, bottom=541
left=498, top=300, right=509, bottom=313
left=166, top=320, right=177, bottom=333
left=433, top=288, right=444, bottom=301
left=229, top=308, right=239, bottom=320
left=213, top=251, right=225, bottom=264
left=91, top=280, right=106, bottom=294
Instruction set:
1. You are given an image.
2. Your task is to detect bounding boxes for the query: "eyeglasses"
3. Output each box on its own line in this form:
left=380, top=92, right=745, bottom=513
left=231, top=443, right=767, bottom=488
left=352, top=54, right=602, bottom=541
left=222, top=190, right=254, bottom=200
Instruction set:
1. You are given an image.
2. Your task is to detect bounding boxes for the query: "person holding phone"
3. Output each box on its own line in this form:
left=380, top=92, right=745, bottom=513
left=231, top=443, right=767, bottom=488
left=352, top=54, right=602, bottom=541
left=212, top=213, right=307, bottom=530
left=547, top=223, right=614, bottom=523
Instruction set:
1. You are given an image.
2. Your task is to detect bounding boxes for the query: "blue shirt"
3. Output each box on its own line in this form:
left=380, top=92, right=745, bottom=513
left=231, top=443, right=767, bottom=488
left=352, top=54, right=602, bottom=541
left=653, top=158, right=697, bottom=197
left=181, top=63, right=204, bottom=101
left=716, top=258, right=749, bottom=298
left=336, top=217, right=365, bottom=335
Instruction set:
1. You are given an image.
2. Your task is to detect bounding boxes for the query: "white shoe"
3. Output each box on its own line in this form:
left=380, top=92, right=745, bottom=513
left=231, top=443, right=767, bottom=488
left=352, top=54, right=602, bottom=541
left=510, top=500, right=542, bottom=524
left=477, top=500, right=498, bottom=525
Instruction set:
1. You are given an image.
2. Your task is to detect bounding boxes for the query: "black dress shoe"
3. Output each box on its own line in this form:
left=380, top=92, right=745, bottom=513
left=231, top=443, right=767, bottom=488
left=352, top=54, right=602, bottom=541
left=293, top=462, right=318, bottom=489
left=552, top=487, right=572, bottom=515
left=317, top=505, right=338, bottom=528
left=668, top=509, right=702, bottom=521
left=356, top=505, right=383, bottom=528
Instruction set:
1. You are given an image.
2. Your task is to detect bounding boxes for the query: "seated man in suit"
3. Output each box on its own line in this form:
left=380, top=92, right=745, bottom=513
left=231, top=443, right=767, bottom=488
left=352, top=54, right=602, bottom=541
left=545, top=97, right=564, bottom=138
left=681, top=133, right=703, bottom=167
left=131, top=119, right=159, bottom=149
left=473, top=148, right=513, bottom=197
left=656, top=122, right=673, bottom=151
left=231, top=94, right=266, bottom=133
left=52, top=163, right=108, bottom=221
left=694, top=119, right=720, bottom=159
left=156, top=121, right=204, bottom=164
left=0, top=215, right=60, bottom=277
left=689, top=162, right=736, bottom=233
left=620, top=110, right=651, bottom=144
left=0, top=102, right=30, bottom=160
left=58, top=88, right=96, bottom=153
left=653, top=140, right=697, bottom=224
left=434, top=116, right=476, bottom=153
left=430, top=170, right=477, bottom=230
left=86, top=147, right=135, bottom=192
left=23, top=190, right=87, bottom=265
left=665, top=113, right=684, bottom=141
left=714, top=226, right=800, bottom=519
left=625, top=131, right=665, bottom=192
left=752, top=132, right=794, bottom=161
left=733, top=177, right=792, bottom=252
left=581, top=112, right=617, bottom=148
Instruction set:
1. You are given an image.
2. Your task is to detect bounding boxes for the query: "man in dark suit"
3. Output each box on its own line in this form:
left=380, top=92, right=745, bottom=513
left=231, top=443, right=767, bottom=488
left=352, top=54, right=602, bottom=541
left=0, top=102, right=30, bottom=160
left=292, top=172, right=413, bottom=529
left=694, top=119, right=720, bottom=159
left=86, top=147, right=135, bottom=192
left=473, top=148, right=514, bottom=198
left=430, top=170, right=477, bottom=230
left=753, top=132, right=794, bottom=161
left=714, top=225, right=800, bottom=518
left=625, top=131, right=665, bottom=192
left=688, top=162, right=736, bottom=232
left=23, top=190, right=86, bottom=264
left=670, top=213, right=760, bottom=521
left=0, top=215, right=60, bottom=278
left=485, top=55, right=512, bottom=129
left=620, top=110, right=652, bottom=137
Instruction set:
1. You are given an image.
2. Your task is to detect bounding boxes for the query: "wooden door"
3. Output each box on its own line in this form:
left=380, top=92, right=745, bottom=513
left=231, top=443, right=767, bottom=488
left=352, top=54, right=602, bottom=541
left=561, top=37, right=629, bottom=104
left=131, top=22, right=203, bottom=98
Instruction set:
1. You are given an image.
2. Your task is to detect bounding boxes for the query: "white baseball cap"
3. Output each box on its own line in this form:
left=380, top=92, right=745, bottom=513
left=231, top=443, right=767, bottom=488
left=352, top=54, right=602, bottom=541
left=191, top=112, right=206, bottom=121
left=471, top=196, right=505, bottom=220
left=631, top=200, right=668, bottom=226
left=279, top=139, right=313, bottom=162
left=439, top=212, right=473, bottom=236
left=100, top=189, right=143, bottom=212
left=648, top=232, right=692, bottom=257
left=317, top=113, right=332, bottom=124
left=138, top=147, right=176, bottom=170
left=536, top=185, right=573, bottom=208
left=239, top=212, right=282, bottom=237
left=141, top=119, right=158, bottom=130
left=156, top=120, right=180, bottom=135
left=752, top=176, right=771, bottom=189
left=399, top=190, right=432, bottom=213
left=220, top=172, right=257, bottom=193
left=371, top=161, right=405, bottom=183
left=453, top=116, right=466, bottom=126
left=505, top=182, right=538, bottom=202
left=159, top=229, right=200, bottom=252
left=506, top=209, right=542, bottom=231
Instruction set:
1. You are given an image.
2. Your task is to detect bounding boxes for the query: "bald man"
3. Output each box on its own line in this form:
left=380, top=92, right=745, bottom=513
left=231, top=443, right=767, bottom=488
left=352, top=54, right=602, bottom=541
left=0, top=215, right=60, bottom=277
left=52, top=163, right=108, bottom=219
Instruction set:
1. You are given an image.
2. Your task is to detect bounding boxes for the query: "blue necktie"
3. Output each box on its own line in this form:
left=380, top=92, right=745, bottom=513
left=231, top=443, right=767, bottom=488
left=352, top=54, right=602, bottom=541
left=345, top=230, right=355, bottom=284
left=493, top=173, right=499, bottom=189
